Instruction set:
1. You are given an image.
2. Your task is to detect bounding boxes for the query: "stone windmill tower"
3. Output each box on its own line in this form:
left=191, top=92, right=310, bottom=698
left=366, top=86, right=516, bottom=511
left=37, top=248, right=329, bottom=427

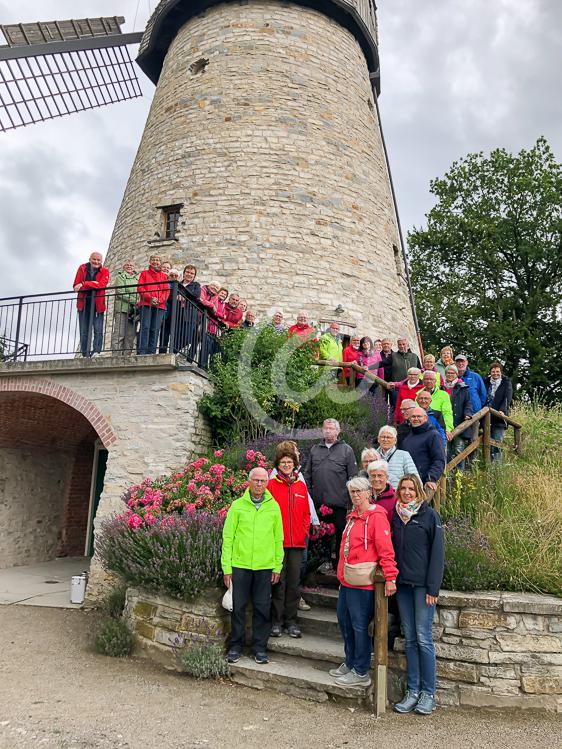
left=107, top=0, right=420, bottom=344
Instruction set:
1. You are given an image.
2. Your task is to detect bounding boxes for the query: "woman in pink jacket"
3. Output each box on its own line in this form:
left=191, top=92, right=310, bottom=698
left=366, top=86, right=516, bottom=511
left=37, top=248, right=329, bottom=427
left=330, top=476, right=398, bottom=688
left=358, top=336, right=384, bottom=393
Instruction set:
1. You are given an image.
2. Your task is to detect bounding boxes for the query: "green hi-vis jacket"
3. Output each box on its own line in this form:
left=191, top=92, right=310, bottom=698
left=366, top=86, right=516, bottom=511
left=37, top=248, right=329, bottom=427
left=221, top=488, right=284, bottom=574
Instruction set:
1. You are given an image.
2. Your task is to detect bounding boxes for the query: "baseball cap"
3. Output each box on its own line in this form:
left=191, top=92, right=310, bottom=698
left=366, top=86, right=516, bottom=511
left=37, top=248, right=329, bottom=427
left=454, top=353, right=468, bottom=361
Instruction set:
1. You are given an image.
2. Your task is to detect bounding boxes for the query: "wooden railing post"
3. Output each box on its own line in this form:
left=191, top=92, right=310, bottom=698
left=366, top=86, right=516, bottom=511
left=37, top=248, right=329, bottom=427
left=514, top=425, right=522, bottom=456
left=482, top=410, right=491, bottom=465
left=373, top=576, right=388, bottom=717
left=435, top=474, right=446, bottom=513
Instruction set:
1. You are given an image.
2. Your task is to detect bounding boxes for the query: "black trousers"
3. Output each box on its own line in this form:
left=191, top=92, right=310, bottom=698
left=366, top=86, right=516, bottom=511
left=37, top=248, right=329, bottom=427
left=271, top=547, right=302, bottom=627
left=331, top=506, right=348, bottom=569
left=230, top=567, right=272, bottom=655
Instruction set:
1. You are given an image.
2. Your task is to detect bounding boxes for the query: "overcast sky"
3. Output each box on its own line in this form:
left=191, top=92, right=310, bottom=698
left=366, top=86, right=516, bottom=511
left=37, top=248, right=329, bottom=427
left=0, top=0, right=560, bottom=298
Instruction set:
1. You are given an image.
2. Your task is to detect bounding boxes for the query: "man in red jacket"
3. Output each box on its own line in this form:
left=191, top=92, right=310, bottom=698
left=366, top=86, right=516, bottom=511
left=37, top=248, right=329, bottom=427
left=73, top=252, right=110, bottom=357
left=223, top=292, right=243, bottom=329
left=288, top=311, right=316, bottom=341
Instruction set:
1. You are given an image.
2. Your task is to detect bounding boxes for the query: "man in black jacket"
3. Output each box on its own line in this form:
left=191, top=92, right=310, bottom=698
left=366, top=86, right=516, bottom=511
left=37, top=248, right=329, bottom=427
left=401, top=409, right=445, bottom=493
left=444, top=364, right=473, bottom=468
left=484, top=362, right=513, bottom=462
left=302, top=418, right=358, bottom=571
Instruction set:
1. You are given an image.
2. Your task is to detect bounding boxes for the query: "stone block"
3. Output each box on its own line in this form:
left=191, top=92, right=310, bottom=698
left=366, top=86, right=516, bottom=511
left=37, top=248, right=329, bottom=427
left=437, top=591, right=502, bottom=610
left=435, top=642, right=489, bottom=664
left=496, top=633, right=562, bottom=653
left=459, top=685, right=562, bottom=712
left=480, top=665, right=519, bottom=680
left=133, top=601, right=157, bottom=620
left=135, top=620, right=155, bottom=641
left=521, top=676, right=562, bottom=695
left=154, top=627, right=180, bottom=648
left=489, top=652, right=533, bottom=665
left=479, top=677, right=521, bottom=695
left=440, top=609, right=459, bottom=628
left=521, top=614, right=545, bottom=632
left=549, top=619, right=562, bottom=633
left=436, top=659, right=479, bottom=684
left=458, top=610, right=516, bottom=630
left=502, top=593, right=562, bottom=616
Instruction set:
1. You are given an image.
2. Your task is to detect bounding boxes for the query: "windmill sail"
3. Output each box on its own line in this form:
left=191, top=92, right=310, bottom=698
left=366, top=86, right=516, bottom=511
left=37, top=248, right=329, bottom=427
left=0, top=16, right=143, bottom=132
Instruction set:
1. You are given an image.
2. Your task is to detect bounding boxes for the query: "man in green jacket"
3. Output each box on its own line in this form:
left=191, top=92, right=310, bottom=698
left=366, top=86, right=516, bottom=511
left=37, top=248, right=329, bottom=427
left=222, top=467, right=284, bottom=665
left=421, top=370, right=454, bottom=434
left=111, top=260, right=139, bottom=353
left=319, top=321, right=343, bottom=362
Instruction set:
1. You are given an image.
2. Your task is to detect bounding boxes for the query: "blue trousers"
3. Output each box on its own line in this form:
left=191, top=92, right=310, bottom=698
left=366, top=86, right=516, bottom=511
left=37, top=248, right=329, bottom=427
left=396, top=584, right=436, bottom=694
left=491, top=424, right=506, bottom=462
left=336, top=585, right=374, bottom=676
left=138, top=306, right=165, bottom=355
left=78, top=307, right=104, bottom=356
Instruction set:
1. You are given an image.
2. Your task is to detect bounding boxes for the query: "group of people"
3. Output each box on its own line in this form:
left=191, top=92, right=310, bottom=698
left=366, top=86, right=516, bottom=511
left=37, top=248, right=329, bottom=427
left=73, top=253, right=257, bottom=359
left=221, top=419, right=444, bottom=715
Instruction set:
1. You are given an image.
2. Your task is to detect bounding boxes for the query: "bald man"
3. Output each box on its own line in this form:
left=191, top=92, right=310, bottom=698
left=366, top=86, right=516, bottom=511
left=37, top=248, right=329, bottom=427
left=401, top=408, right=446, bottom=493
left=221, top=467, right=284, bottom=665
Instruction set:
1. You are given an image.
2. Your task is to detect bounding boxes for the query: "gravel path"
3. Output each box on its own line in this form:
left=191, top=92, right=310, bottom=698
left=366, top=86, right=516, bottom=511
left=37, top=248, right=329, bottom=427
left=0, top=606, right=560, bottom=749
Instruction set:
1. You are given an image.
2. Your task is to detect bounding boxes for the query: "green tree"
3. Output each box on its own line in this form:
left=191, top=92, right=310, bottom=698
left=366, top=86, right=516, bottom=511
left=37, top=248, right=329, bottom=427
left=409, top=137, right=562, bottom=403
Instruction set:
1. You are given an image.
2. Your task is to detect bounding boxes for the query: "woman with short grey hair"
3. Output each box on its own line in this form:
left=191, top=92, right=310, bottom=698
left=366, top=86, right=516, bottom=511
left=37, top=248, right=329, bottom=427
left=359, top=447, right=379, bottom=478
left=329, top=475, right=398, bottom=688
left=376, top=426, right=420, bottom=489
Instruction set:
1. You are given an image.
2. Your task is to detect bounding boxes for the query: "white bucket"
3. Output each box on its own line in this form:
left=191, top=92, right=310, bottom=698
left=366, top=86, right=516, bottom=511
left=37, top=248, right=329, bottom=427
left=70, top=574, right=86, bottom=604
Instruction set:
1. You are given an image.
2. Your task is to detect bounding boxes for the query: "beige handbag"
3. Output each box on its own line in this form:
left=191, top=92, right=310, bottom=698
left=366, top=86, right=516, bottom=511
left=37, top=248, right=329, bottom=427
left=342, top=516, right=378, bottom=586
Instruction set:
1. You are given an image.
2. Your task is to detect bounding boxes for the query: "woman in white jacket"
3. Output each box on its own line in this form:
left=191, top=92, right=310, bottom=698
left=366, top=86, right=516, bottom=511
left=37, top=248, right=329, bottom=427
left=375, top=426, right=420, bottom=489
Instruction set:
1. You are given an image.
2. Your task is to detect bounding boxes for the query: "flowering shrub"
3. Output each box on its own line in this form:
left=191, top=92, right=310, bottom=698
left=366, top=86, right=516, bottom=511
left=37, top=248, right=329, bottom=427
left=120, top=450, right=269, bottom=527
left=96, top=510, right=224, bottom=601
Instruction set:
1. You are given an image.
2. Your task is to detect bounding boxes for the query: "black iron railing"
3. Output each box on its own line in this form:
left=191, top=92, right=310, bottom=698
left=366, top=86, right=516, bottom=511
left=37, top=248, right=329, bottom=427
left=0, top=282, right=224, bottom=370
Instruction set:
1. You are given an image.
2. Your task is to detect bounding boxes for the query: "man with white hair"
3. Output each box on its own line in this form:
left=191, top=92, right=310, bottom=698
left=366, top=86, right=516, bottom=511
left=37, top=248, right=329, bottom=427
left=223, top=291, right=243, bottom=329
left=390, top=337, right=422, bottom=382
left=302, top=419, right=358, bottom=571
left=402, top=408, right=446, bottom=492
left=318, top=321, right=343, bottom=362
left=73, top=251, right=110, bottom=357
left=288, top=311, right=315, bottom=340
left=221, top=467, right=284, bottom=665
left=271, top=310, right=287, bottom=333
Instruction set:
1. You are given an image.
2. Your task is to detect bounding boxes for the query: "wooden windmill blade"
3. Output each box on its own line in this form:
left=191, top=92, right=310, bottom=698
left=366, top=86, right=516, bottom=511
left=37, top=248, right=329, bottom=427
left=0, top=16, right=144, bottom=132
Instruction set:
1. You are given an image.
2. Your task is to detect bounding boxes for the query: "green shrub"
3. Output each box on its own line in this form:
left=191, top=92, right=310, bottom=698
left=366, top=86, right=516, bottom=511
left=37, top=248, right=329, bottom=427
left=95, top=618, right=134, bottom=657
left=177, top=641, right=229, bottom=679
left=100, top=585, right=127, bottom=619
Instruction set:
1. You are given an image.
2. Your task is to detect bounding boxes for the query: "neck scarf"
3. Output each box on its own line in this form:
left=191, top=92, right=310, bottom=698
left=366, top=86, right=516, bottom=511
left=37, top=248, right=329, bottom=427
left=489, top=377, right=501, bottom=398
left=396, top=498, right=423, bottom=524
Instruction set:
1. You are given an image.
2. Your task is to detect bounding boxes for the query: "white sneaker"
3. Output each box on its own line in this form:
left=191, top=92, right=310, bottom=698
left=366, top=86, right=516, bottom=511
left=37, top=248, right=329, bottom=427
left=298, top=597, right=311, bottom=611
left=334, top=669, right=371, bottom=687
left=329, top=663, right=351, bottom=678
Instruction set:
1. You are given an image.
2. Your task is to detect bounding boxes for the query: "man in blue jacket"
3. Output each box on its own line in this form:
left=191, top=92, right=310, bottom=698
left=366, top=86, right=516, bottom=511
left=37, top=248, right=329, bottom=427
left=401, top=409, right=446, bottom=494
left=455, top=354, right=486, bottom=413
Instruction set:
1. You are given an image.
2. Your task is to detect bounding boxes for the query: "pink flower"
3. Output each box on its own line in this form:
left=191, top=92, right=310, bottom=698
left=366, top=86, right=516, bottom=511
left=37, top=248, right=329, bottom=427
left=246, top=449, right=255, bottom=461
left=187, top=481, right=197, bottom=492
left=128, top=514, right=143, bottom=530
left=144, top=513, right=156, bottom=526
left=218, top=507, right=228, bottom=520
left=185, top=503, right=196, bottom=513
left=214, top=449, right=224, bottom=458
left=319, top=504, right=333, bottom=516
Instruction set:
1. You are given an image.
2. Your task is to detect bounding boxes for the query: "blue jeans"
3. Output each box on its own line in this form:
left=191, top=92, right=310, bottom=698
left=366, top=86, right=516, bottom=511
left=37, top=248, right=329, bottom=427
left=396, top=584, right=436, bottom=694
left=336, top=585, right=374, bottom=676
left=78, top=306, right=104, bottom=356
left=138, top=306, right=165, bottom=355
left=491, top=424, right=506, bottom=463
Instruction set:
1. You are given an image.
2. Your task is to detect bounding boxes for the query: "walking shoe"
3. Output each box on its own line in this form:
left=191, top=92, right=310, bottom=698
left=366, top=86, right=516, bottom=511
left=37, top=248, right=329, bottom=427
left=317, top=561, right=334, bottom=575
left=254, top=652, right=269, bottom=665
left=286, top=624, right=302, bottom=639
left=298, top=597, right=311, bottom=611
left=334, top=669, right=371, bottom=687
left=226, top=650, right=241, bottom=664
left=329, top=663, right=351, bottom=678
left=394, top=690, right=420, bottom=713
left=270, top=624, right=282, bottom=637
left=414, top=691, right=436, bottom=715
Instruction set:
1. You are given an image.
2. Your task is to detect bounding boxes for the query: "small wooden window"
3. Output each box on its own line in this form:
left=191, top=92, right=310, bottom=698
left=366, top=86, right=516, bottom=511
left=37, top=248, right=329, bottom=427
left=162, top=205, right=182, bottom=240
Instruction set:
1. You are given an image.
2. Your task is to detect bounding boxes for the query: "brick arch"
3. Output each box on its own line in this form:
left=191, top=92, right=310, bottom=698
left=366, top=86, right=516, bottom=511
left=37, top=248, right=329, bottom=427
left=0, top=377, right=117, bottom=448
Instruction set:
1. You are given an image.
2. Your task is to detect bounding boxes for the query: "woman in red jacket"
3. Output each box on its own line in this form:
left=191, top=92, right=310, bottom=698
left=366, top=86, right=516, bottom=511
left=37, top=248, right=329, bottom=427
left=330, top=476, right=397, bottom=687
left=137, top=255, right=170, bottom=355
left=268, top=444, right=310, bottom=639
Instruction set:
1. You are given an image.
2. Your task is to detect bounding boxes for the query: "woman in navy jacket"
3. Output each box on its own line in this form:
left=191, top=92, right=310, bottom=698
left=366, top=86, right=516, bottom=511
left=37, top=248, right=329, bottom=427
left=484, top=362, right=513, bottom=462
left=391, top=474, right=444, bottom=716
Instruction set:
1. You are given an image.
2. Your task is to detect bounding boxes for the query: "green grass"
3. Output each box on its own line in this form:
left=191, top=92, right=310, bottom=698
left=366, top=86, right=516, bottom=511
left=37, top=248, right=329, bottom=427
left=441, top=403, right=562, bottom=597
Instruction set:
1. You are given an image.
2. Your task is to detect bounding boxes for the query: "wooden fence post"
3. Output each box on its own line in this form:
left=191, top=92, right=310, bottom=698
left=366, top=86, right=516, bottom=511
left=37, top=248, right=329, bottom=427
left=514, top=425, right=522, bottom=456
left=482, top=410, right=491, bottom=465
left=373, top=579, right=388, bottom=717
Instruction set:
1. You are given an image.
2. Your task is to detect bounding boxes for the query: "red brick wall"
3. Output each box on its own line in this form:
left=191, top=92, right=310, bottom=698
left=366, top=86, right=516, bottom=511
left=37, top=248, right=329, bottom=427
left=57, top=442, right=95, bottom=557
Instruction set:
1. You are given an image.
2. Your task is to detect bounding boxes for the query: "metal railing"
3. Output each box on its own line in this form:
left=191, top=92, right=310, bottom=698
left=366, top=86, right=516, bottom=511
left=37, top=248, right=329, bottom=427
left=0, top=282, right=224, bottom=370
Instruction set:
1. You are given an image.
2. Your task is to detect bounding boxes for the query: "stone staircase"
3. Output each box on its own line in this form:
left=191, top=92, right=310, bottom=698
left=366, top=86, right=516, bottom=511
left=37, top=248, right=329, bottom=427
left=229, top=579, right=374, bottom=707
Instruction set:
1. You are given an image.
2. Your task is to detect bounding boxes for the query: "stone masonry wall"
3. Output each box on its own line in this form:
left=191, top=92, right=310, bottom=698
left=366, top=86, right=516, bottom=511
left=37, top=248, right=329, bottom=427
left=107, top=2, right=417, bottom=346
left=0, top=447, right=74, bottom=568
left=390, top=590, right=562, bottom=713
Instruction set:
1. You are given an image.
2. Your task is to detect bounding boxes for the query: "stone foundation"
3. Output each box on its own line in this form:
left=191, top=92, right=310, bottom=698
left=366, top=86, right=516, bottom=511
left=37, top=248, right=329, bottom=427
left=124, top=587, right=229, bottom=669
left=389, top=590, right=562, bottom=713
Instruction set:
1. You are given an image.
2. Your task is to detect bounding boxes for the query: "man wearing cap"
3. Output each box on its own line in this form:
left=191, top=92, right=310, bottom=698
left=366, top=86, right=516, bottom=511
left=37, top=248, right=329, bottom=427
left=455, top=354, right=487, bottom=413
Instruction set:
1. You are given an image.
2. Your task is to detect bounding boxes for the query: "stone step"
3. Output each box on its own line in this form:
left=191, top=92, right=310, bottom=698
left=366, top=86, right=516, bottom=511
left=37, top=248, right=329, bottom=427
left=268, top=630, right=344, bottom=666
left=229, top=652, right=371, bottom=705
left=305, top=568, right=340, bottom=591
left=301, top=586, right=338, bottom=609
left=297, top=606, right=339, bottom=637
